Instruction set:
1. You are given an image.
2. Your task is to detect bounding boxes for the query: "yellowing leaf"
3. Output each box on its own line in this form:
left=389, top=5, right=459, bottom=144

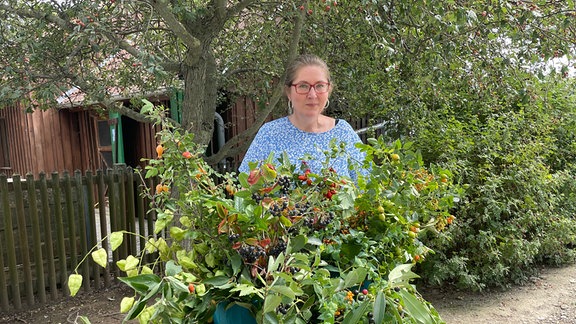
left=91, top=248, right=108, bottom=268
left=125, top=255, right=139, bottom=271
left=141, top=266, right=153, bottom=274
left=145, top=238, right=157, bottom=254
left=120, top=297, right=135, bottom=313
left=68, top=274, right=83, bottom=297
left=117, top=259, right=127, bottom=271
left=110, top=232, right=124, bottom=251
left=169, top=227, right=186, bottom=241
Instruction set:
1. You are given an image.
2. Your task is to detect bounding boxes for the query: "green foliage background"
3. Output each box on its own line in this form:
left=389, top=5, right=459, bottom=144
left=2, top=0, right=576, bottom=292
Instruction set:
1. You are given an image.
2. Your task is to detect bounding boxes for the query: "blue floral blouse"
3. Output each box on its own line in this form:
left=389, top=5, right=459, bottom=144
left=238, top=117, right=366, bottom=180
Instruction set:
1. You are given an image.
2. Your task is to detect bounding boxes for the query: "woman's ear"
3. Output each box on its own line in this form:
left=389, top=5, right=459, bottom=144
left=284, top=86, right=292, bottom=100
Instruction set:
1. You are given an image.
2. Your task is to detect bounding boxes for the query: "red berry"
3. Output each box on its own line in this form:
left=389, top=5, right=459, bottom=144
left=362, top=289, right=368, bottom=295
left=325, top=5, right=331, bottom=11
left=182, top=151, right=192, bottom=159
left=299, top=5, right=304, bottom=10
left=188, top=283, right=195, bottom=293
left=307, top=9, right=313, bottom=15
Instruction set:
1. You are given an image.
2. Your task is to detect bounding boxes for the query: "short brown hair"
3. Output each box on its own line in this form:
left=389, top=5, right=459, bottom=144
left=284, top=54, right=332, bottom=87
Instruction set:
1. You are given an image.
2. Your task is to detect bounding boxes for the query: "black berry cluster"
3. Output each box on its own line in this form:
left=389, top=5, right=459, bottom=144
left=251, top=192, right=263, bottom=204
left=228, top=233, right=240, bottom=242
left=270, top=200, right=288, bottom=217
left=276, top=303, right=289, bottom=315
left=238, top=245, right=266, bottom=263
left=277, top=176, right=291, bottom=194
left=268, top=240, right=287, bottom=257
left=367, top=312, right=375, bottom=324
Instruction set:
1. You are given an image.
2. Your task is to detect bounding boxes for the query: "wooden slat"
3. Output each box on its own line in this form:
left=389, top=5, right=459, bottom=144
left=96, top=169, right=111, bottom=287
left=0, top=174, right=16, bottom=311
left=85, top=170, right=100, bottom=289
left=125, top=167, right=137, bottom=256
left=38, top=172, right=58, bottom=300
left=26, top=173, right=46, bottom=304
left=106, top=168, right=120, bottom=278
left=13, top=175, right=34, bottom=306
left=74, top=170, right=90, bottom=292
left=62, top=171, right=78, bottom=276
left=51, top=172, right=68, bottom=294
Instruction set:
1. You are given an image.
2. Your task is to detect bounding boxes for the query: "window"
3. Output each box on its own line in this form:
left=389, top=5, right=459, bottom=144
left=0, top=118, right=10, bottom=170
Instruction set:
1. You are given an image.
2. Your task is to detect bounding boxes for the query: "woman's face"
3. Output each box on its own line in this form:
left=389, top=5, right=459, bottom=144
left=287, top=65, right=331, bottom=117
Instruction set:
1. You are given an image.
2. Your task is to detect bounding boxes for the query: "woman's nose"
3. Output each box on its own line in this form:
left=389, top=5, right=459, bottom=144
left=307, top=87, right=318, bottom=98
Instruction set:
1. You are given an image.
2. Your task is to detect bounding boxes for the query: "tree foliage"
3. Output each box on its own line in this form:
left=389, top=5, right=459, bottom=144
left=1, top=0, right=574, bottom=160
left=2, top=0, right=576, bottom=291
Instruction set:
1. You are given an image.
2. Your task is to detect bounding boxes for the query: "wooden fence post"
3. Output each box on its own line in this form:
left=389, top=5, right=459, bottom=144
left=38, top=172, right=58, bottom=300
left=26, top=173, right=46, bottom=304
left=0, top=174, right=17, bottom=311
left=13, top=175, right=34, bottom=306
left=96, top=169, right=111, bottom=287
left=51, top=172, right=68, bottom=295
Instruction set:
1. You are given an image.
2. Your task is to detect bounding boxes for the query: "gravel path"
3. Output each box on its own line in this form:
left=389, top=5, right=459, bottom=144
left=421, top=264, right=576, bottom=324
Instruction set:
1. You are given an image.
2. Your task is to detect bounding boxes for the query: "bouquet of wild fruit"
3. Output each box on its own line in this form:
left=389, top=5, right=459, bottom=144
left=68, top=103, right=462, bottom=324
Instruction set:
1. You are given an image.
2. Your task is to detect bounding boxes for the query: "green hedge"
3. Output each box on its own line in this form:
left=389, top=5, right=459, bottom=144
left=408, top=77, right=576, bottom=290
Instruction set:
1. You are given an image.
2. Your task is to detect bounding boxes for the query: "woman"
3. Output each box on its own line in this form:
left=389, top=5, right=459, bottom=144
left=238, top=54, right=366, bottom=180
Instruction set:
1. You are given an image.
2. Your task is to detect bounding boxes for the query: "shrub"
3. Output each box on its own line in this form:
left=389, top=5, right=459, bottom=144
left=68, top=102, right=463, bottom=323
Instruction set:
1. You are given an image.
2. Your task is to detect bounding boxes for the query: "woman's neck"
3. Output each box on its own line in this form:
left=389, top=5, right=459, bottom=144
left=288, top=114, right=335, bottom=133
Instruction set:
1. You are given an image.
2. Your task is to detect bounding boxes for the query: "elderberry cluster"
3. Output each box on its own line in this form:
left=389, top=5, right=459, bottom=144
left=289, top=202, right=311, bottom=217
left=268, top=240, right=287, bottom=257
left=270, top=200, right=288, bottom=217
left=277, top=176, right=291, bottom=195
left=251, top=192, right=263, bottom=204
left=317, top=212, right=335, bottom=229
left=303, top=212, right=336, bottom=231
left=238, top=245, right=266, bottom=263
left=276, top=303, right=290, bottom=315
left=228, top=233, right=240, bottom=242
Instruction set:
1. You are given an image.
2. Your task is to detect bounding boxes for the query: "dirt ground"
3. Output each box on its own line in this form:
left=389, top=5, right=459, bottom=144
left=420, top=264, right=576, bottom=324
left=1, top=264, right=575, bottom=324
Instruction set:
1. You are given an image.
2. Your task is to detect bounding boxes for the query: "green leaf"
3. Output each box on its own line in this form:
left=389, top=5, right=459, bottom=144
left=91, top=248, right=108, bottom=268
left=289, top=235, right=307, bottom=252
left=270, top=284, right=296, bottom=299
left=263, top=294, right=282, bottom=314
left=342, top=300, right=370, bottom=324
left=140, top=99, right=154, bottom=114
left=268, top=253, right=285, bottom=273
left=169, top=226, right=186, bottom=241
left=120, top=297, right=135, bottom=313
left=68, top=274, right=83, bottom=297
left=118, top=274, right=161, bottom=295
left=165, top=260, right=182, bottom=276
left=399, top=289, right=434, bottom=323
left=307, top=237, right=322, bottom=246
left=166, top=276, right=190, bottom=294
left=231, top=253, right=242, bottom=275
left=110, top=232, right=124, bottom=251
left=373, top=291, right=387, bottom=324
left=202, top=276, right=230, bottom=287
left=343, top=268, right=367, bottom=289
left=388, top=264, right=420, bottom=288
left=77, top=316, right=91, bottom=324
left=230, top=284, right=263, bottom=297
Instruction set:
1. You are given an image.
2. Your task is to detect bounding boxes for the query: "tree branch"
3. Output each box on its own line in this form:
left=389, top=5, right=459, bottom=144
left=205, top=10, right=305, bottom=166
left=149, top=0, right=202, bottom=64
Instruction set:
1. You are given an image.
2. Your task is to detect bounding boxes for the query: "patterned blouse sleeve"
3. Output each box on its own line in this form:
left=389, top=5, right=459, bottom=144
left=238, top=126, right=270, bottom=173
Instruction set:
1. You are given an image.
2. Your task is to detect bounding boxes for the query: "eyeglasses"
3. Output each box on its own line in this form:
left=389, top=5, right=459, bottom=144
left=291, top=82, right=331, bottom=94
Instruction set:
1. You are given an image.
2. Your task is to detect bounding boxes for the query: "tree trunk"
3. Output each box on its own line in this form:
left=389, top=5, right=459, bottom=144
left=181, top=48, right=218, bottom=147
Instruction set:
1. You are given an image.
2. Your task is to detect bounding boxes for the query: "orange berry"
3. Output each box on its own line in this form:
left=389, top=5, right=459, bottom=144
left=155, top=144, right=164, bottom=158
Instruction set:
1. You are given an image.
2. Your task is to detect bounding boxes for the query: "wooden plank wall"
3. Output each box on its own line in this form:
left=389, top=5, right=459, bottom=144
left=0, top=104, right=100, bottom=177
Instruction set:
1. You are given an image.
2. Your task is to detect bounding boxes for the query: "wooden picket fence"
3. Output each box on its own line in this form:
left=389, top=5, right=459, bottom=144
left=0, top=166, right=158, bottom=312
